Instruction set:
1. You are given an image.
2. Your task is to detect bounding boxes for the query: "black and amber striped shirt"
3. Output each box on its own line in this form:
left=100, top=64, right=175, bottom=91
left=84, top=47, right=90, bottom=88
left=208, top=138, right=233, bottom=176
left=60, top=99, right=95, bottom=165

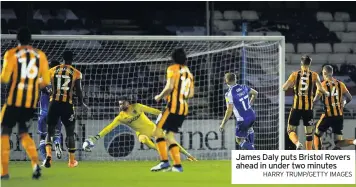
left=1, top=46, right=50, bottom=108
left=49, top=64, right=82, bottom=104
left=165, top=64, right=194, bottom=116
left=317, top=78, right=348, bottom=117
left=287, top=70, right=318, bottom=110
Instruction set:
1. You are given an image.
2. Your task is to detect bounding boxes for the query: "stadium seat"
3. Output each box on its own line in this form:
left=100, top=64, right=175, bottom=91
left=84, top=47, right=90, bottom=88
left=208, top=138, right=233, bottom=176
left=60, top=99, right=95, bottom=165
left=315, top=43, right=332, bottom=53
left=323, top=21, right=331, bottom=29
left=229, top=31, right=242, bottom=36
left=285, top=53, right=292, bottom=64
left=223, top=11, right=241, bottom=20
left=58, top=9, right=79, bottom=20
left=328, top=53, right=347, bottom=64
left=316, top=12, right=333, bottom=21
left=241, top=11, right=259, bottom=21
left=340, top=32, right=356, bottom=42
left=266, top=31, right=282, bottom=36
left=213, top=11, right=223, bottom=20
left=248, top=32, right=263, bottom=36
left=328, top=22, right=346, bottom=32
left=1, top=9, right=16, bottom=21
left=286, top=43, right=295, bottom=53
left=291, top=54, right=302, bottom=64
left=346, top=54, right=356, bottom=64
left=346, top=22, right=356, bottom=32
left=213, top=20, right=235, bottom=31
left=33, top=9, right=53, bottom=23
left=310, top=53, right=329, bottom=64
left=297, top=43, right=314, bottom=53
left=334, top=12, right=350, bottom=22
left=333, top=43, right=353, bottom=53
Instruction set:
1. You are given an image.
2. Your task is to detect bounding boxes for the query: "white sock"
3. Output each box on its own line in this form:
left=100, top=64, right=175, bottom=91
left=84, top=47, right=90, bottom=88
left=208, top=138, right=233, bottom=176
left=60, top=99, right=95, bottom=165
left=353, top=139, right=356, bottom=145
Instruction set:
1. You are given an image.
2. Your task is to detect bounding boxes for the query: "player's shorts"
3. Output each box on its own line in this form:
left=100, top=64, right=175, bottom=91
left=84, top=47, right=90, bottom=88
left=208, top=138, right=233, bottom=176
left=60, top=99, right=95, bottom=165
left=288, top=109, right=314, bottom=126
left=157, top=109, right=185, bottom=133
left=236, top=116, right=256, bottom=138
left=1, top=104, right=35, bottom=135
left=317, top=114, right=344, bottom=135
left=47, top=101, right=75, bottom=136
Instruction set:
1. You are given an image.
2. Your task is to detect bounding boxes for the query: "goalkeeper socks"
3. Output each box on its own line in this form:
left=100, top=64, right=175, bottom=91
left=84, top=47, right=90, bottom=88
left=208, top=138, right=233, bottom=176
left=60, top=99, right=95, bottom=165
left=176, top=143, right=191, bottom=157
left=169, top=144, right=181, bottom=166
left=247, top=132, right=255, bottom=144
left=156, top=138, right=168, bottom=161
left=240, top=140, right=255, bottom=150
left=142, top=137, right=156, bottom=149
left=21, top=133, right=39, bottom=168
left=1, top=135, right=10, bottom=176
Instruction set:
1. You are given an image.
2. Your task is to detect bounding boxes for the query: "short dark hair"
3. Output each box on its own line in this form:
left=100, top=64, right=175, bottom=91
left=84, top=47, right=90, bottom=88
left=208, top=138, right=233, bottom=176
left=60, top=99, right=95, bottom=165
left=17, top=27, right=31, bottom=45
left=171, top=48, right=187, bottom=65
left=301, top=55, right=312, bottom=66
left=50, top=60, right=60, bottom=68
left=225, top=73, right=238, bottom=83
left=63, top=51, right=74, bottom=64
left=323, top=65, right=333, bottom=75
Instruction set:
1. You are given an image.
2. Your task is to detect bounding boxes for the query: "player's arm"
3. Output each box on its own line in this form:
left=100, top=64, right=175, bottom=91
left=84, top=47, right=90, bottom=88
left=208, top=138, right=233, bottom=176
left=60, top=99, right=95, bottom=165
left=249, top=88, right=258, bottom=105
left=341, top=83, right=352, bottom=107
left=155, top=67, right=175, bottom=101
left=187, top=76, right=194, bottom=99
left=282, top=72, right=295, bottom=91
left=315, top=74, right=329, bottom=96
left=39, top=52, right=50, bottom=88
left=136, top=103, right=161, bottom=116
left=313, top=89, right=322, bottom=103
left=0, top=51, right=13, bottom=84
left=74, top=71, right=88, bottom=109
left=219, top=91, right=233, bottom=131
left=83, top=115, right=122, bottom=151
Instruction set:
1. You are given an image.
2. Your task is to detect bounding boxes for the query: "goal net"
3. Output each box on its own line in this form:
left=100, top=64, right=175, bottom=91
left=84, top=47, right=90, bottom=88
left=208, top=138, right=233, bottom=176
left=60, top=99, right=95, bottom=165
left=1, top=35, right=285, bottom=161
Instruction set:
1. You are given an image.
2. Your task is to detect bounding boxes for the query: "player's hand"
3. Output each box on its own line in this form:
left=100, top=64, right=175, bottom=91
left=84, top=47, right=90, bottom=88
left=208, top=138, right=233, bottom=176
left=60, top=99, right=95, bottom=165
left=154, top=95, right=161, bottom=102
left=219, top=125, right=224, bottom=132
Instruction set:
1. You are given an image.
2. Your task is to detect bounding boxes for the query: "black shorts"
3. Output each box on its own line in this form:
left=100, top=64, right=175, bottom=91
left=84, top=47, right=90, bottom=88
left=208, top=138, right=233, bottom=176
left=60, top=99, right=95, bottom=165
left=157, top=109, right=186, bottom=133
left=288, top=109, right=314, bottom=126
left=317, top=115, right=344, bottom=135
left=1, top=105, right=35, bottom=135
left=47, top=101, right=75, bottom=131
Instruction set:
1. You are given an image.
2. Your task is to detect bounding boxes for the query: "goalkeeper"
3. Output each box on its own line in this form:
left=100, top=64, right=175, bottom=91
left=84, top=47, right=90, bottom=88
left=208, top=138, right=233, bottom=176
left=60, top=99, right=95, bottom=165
left=83, top=96, right=197, bottom=161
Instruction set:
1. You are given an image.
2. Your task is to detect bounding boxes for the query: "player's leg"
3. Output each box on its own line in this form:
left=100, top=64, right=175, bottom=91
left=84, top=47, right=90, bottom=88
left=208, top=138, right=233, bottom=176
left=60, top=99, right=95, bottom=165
left=62, top=104, right=77, bottom=167
left=1, top=105, right=15, bottom=179
left=332, top=117, right=356, bottom=148
left=302, top=110, right=314, bottom=150
left=53, top=119, right=63, bottom=159
left=151, top=109, right=170, bottom=171
left=18, top=108, right=41, bottom=179
left=314, top=115, right=327, bottom=150
left=247, top=127, right=255, bottom=144
left=37, top=111, right=48, bottom=161
left=44, top=102, right=60, bottom=167
left=236, top=120, right=255, bottom=150
left=138, top=134, right=156, bottom=149
left=287, top=109, right=303, bottom=149
left=164, top=114, right=185, bottom=172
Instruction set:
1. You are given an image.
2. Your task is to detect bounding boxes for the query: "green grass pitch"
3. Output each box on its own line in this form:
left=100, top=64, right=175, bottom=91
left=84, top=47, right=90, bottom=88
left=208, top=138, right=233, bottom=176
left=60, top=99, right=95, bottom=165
left=1, top=161, right=354, bottom=187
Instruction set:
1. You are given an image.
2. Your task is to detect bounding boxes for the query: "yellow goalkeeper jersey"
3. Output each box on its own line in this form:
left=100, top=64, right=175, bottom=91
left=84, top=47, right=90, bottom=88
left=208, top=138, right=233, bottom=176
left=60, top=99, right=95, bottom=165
left=98, top=103, right=161, bottom=138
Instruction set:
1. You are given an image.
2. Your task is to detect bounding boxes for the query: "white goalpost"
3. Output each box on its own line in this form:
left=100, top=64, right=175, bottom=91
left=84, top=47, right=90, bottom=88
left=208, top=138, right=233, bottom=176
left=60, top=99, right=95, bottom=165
left=1, top=34, right=285, bottom=161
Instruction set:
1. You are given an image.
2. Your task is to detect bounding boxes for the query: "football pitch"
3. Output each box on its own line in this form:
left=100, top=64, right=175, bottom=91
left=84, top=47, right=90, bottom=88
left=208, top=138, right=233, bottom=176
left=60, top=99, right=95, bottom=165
left=1, top=161, right=354, bottom=187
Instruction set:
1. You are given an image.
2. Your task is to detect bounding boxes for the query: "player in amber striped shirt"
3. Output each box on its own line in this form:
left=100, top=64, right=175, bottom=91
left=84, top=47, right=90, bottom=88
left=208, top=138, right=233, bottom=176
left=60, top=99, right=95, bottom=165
left=1, top=28, right=50, bottom=179
left=313, top=65, right=356, bottom=150
left=151, top=48, right=194, bottom=172
left=43, top=51, right=88, bottom=168
left=282, top=55, right=329, bottom=150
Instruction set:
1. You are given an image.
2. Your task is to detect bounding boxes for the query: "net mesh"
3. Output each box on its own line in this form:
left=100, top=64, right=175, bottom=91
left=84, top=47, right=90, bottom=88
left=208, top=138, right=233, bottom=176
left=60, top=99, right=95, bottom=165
left=1, top=36, right=282, bottom=161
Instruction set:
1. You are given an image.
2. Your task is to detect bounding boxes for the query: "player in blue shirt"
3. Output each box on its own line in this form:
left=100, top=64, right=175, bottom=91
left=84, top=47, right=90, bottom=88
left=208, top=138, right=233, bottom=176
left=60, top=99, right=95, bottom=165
left=38, top=60, right=63, bottom=160
left=219, top=73, right=258, bottom=150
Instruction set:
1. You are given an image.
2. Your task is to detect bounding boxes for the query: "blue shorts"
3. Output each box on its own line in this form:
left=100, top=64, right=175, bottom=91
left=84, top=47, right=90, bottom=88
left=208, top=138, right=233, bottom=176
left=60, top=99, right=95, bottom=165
left=38, top=111, right=62, bottom=135
left=236, top=116, right=256, bottom=138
